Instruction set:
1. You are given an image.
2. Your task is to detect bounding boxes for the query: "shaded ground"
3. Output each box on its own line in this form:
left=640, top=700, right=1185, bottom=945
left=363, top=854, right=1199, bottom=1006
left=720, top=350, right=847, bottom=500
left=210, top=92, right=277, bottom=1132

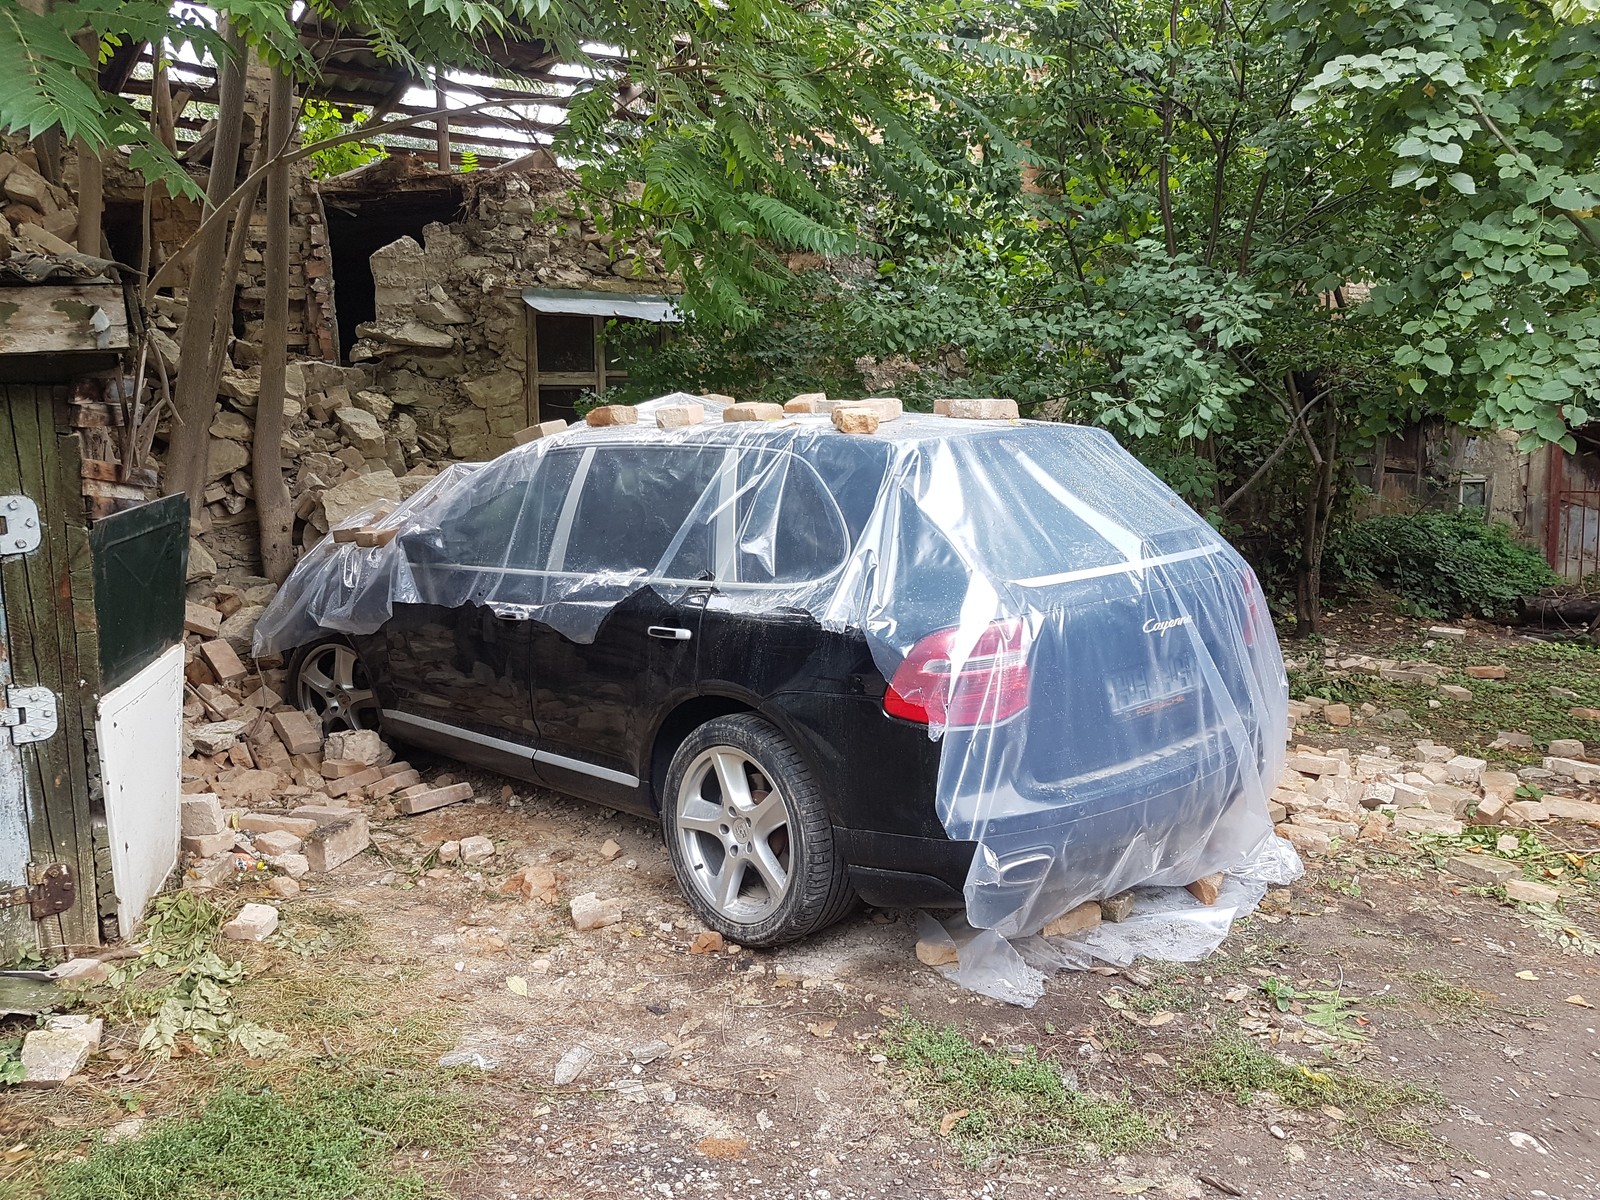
left=4, top=612, right=1600, bottom=1200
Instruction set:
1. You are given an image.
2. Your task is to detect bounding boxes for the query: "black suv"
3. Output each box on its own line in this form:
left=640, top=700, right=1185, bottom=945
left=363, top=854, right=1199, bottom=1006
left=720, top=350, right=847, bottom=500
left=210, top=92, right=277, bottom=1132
left=268, top=409, right=1285, bottom=946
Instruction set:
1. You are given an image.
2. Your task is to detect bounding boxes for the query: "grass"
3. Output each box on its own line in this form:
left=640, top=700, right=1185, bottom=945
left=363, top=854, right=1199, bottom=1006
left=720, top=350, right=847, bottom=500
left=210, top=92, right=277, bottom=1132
left=1178, top=1033, right=1442, bottom=1150
left=880, top=1017, right=1158, bottom=1163
left=1403, top=971, right=1489, bottom=1017
left=5, top=901, right=476, bottom=1200
left=40, top=1070, right=476, bottom=1200
left=1288, top=633, right=1600, bottom=759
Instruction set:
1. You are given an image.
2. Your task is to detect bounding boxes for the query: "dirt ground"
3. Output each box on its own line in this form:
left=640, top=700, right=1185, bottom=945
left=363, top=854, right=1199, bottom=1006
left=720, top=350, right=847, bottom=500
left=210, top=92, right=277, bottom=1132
left=5, top=611, right=1600, bottom=1199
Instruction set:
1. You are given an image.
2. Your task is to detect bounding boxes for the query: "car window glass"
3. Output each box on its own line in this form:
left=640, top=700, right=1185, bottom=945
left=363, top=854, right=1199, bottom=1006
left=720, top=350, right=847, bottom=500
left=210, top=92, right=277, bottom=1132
left=730, top=450, right=849, bottom=584
left=436, top=450, right=580, bottom=571
left=561, top=446, right=726, bottom=578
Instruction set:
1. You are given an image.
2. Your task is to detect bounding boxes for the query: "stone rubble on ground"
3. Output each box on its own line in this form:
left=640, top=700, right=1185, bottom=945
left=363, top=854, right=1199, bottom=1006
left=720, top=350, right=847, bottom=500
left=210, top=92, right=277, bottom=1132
left=20, top=1014, right=104, bottom=1087
left=221, top=902, right=280, bottom=941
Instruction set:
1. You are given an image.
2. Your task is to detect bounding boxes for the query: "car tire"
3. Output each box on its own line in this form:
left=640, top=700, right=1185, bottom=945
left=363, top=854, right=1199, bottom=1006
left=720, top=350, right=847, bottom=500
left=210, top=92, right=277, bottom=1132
left=285, top=637, right=381, bottom=735
left=662, top=713, right=856, bottom=947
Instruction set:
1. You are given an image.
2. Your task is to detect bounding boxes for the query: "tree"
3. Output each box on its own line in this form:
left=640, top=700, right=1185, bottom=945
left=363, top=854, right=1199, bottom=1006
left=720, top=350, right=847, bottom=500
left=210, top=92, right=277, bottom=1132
left=640, top=0, right=1596, bottom=633
left=254, top=66, right=294, bottom=583
left=1286, top=0, right=1600, bottom=450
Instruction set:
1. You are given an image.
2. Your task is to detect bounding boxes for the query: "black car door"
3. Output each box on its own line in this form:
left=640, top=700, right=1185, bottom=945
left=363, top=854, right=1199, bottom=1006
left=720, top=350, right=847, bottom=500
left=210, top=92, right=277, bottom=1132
left=382, top=451, right=581, bottom=780
left=528, top=443, right=729, bottom=811
left=693, top=446, right=861, bottom=703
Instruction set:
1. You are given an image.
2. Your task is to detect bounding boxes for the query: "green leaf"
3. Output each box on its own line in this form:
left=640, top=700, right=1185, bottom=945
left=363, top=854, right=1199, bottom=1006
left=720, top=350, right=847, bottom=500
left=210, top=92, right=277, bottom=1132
left=1446, top=173, right=1476, bottom=195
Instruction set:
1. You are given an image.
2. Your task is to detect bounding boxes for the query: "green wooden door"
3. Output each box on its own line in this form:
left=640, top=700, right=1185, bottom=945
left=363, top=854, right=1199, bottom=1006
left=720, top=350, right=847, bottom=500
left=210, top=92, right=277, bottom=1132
left=0, top=384, right=101, bottom=959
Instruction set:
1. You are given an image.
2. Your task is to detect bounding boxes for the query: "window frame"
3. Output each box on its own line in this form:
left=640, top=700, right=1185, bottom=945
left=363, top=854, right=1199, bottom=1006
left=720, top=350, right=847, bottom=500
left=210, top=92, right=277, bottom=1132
left=525, top=313, right=661, bottom=425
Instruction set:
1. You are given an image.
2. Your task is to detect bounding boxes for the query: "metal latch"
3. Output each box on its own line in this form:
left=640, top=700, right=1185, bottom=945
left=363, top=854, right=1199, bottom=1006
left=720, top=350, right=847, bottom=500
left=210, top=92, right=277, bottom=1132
left=2, top=686, right=57, bottom=744
left=0, top=495, right=40, bottom=555
left=1, top=863, right=74, bottom=921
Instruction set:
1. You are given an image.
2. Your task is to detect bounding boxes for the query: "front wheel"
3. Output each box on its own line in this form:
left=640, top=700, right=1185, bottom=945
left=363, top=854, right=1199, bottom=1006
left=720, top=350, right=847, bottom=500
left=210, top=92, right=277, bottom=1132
left=286, top=638, right=381, bottom=735
left=661, top=713, right=856, bottom=947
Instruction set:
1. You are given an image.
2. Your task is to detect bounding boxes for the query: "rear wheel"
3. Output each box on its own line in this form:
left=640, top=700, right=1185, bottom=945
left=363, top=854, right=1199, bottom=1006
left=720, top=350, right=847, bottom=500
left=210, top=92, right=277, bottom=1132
left=662, top=714, right=856, bottom=947
left=286, top=638, right=380, bottom=734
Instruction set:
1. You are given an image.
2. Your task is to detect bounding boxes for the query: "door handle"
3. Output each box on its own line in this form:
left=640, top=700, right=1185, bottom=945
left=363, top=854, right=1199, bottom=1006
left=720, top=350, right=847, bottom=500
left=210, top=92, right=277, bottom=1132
left=648, top=626, right=692, bottom=641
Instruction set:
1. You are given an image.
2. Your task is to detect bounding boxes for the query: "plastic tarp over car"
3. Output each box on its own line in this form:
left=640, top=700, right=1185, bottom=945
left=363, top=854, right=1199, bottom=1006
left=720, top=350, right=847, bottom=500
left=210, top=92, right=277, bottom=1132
left=256, top=394, right=1291, bottom=963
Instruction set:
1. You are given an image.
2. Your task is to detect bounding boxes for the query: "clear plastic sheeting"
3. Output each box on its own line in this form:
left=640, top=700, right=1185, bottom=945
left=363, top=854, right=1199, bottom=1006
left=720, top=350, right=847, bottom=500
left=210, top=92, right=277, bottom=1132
left=256, top=393, right=1290, bottom=947
left=918, top=836, right=1304, bottom=1007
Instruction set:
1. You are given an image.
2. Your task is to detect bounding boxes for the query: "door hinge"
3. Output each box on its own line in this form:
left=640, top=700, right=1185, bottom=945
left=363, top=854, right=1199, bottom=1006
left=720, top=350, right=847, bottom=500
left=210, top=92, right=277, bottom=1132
left=1, top=863, right=74, bottom=921
left=2, top=686, right=58, bottom=744
left=0, top=495, right=40, bottom=555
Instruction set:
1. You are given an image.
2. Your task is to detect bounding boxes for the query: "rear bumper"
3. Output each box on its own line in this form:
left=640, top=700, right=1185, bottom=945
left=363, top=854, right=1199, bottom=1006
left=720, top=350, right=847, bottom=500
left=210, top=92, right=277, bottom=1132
left=835, top=826, right=975, bottom=907
left=956, top=728, right=1261, bottom=931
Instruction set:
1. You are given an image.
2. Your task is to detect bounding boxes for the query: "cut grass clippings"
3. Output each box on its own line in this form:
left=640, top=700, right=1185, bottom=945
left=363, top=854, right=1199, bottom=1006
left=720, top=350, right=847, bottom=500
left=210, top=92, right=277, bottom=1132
left=881, top=1017, right=1158, bottom=1164
left=42, top=1069, right=476, bottom=1200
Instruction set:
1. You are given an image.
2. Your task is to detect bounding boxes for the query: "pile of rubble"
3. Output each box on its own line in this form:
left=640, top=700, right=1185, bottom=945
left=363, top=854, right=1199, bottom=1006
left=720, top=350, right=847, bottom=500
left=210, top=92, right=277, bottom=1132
left=180, top=589, right=477, bottom=896
left=180, top=356, right=457, bottom=578
left=0, top=150, right=82, bottom=258
left=1271, top=733, right=1599, bottom=885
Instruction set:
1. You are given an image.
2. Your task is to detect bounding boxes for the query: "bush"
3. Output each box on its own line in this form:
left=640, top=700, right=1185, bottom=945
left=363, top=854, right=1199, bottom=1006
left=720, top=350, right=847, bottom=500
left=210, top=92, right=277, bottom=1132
left=1328, top=509, right=1558, bottom=619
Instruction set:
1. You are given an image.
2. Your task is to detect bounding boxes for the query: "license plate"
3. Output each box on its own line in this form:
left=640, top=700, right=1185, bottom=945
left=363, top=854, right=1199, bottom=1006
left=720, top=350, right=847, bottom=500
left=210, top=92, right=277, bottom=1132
left=1107, top=663, right=1197, bottom=715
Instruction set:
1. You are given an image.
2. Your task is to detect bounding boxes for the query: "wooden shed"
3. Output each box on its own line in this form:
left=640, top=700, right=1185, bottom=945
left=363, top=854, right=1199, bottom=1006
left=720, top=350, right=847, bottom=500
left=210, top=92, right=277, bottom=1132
left=0, top=260, right=187, bottom=961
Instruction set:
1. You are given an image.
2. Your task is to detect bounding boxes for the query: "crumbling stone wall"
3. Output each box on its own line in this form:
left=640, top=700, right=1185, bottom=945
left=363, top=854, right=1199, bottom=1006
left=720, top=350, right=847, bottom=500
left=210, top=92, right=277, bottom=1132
left=235, top=161, right=340, bottom=364
left=188, top=162, right=671, bottom=579
left=352, top=164, right=672, bottom=461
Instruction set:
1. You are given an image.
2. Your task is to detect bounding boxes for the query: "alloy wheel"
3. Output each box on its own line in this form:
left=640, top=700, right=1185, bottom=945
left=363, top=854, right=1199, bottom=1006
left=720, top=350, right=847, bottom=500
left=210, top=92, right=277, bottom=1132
left=295, top=643, right=379, bottom=733
left=673, top=746, right=793, bottom=923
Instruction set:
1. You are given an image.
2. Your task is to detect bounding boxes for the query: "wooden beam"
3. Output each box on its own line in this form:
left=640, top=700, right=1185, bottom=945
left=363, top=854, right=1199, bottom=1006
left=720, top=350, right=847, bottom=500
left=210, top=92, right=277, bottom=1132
left=435, top=74, right=451, bottom=170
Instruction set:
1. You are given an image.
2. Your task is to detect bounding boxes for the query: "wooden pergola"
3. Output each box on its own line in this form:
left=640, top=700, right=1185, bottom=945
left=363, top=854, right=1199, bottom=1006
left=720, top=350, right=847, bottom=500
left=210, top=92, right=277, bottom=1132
left=97, top=20, right=639, bottom=169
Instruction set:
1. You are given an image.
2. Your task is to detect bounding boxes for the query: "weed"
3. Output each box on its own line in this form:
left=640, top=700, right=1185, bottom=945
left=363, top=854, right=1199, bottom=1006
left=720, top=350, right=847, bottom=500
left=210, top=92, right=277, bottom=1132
left=1259, top=979, right=1367, bottom=1036
left=0, top=1037, right=24, bottom=1086
left=1405, top=972, right=1487, bottom=1016
left=881, top=1018, right=1157, bottom=1163
left=141, top=892, right=226, bottom=965
left=1178, top=1034, right=1441, bottom=1149
left=1525, top=908, right=1600, bottom=956
left=1262, top=977, right=1298, bottom=1012
left=1300, top=986, right=1367, bottom=1038
left=41, top=1070, right=476, bottom=1200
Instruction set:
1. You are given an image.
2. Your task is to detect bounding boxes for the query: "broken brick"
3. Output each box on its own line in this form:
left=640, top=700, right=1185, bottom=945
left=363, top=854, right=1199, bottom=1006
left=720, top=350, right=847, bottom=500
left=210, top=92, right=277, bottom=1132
left=395, top=781, right=473, bottom=815
left=198, top=638, right=247, bottom=682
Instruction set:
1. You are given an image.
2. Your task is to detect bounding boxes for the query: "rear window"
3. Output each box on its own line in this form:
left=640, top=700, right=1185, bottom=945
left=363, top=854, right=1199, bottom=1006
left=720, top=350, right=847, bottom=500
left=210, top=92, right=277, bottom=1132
left=729, top=450, right=850, bottom=585
left=923, top=432, right=1212, bottom=581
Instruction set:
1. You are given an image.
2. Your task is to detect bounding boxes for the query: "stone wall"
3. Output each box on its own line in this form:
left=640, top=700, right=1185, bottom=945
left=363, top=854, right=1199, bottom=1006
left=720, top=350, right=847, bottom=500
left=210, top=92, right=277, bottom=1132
left=188, top=160, right=673, bottom=580
left=351, top=163, right=672, bottom=461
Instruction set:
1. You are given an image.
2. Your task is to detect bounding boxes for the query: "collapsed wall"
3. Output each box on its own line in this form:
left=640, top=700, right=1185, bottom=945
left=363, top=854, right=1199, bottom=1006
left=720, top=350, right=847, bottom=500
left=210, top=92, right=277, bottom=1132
left=350, top=160, right=672, bottom=460
left=187, top=156, right=671, bottom=587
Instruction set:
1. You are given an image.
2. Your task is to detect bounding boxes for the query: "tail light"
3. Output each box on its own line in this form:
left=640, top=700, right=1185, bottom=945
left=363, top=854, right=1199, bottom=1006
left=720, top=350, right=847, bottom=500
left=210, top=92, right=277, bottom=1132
left=884, top=619, right=1031, bottom=728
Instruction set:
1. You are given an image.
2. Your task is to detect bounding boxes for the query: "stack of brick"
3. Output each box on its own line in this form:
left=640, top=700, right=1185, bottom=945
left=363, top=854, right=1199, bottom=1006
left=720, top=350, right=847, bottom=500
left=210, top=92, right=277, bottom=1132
left=188, top=359, right=448, bottom=578
left=1269, top=737, right=1600, bottom=859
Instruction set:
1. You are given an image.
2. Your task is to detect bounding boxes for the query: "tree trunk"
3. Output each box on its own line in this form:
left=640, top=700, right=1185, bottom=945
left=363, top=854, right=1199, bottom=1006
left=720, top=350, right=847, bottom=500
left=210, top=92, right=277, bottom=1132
left=1516, top=595, right=1600, bottom=626
left=255, top=68, right=295, bottom=583
left=202, top=130, right=269, bottom=406
left=1294, top=396, right=1339, bottom=637
left=163, top=24, right=248, bottom=515
left=153, top=59, right=177, bottom=152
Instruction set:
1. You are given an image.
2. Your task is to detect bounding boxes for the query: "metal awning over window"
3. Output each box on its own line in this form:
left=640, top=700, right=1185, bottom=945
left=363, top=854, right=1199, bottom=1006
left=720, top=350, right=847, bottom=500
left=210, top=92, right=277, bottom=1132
left=522, top=288, right=682, bottom=323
